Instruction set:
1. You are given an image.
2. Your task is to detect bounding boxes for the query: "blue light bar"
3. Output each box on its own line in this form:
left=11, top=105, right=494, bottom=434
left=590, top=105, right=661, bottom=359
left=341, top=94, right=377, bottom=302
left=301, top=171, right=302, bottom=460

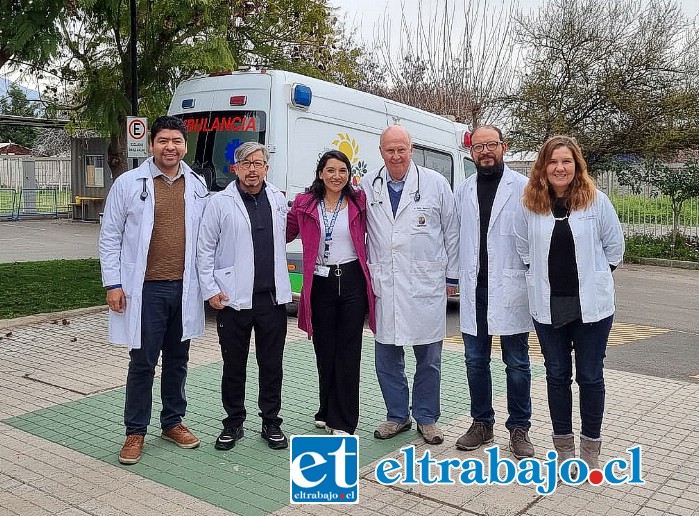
left=291, top=84, right=312, bottom=108
left=181, top=99, right=195, bottom=109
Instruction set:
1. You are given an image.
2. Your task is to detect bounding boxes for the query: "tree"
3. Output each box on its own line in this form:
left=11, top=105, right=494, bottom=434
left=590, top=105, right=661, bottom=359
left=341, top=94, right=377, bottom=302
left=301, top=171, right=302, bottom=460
left=507, top=0, right=699, bottom=168
left=228, top=0, right=365, bottom=88
left=0, top=83, right=38, bottom=147
left=37, top=0, right=363, bottom=177
left=611, top=157, right=699, bottom=240
left=359, top=0, right=518, bottom=127
left=0, top=0, right=64, bottom=69
left=32, top=128, right=71, bottom=157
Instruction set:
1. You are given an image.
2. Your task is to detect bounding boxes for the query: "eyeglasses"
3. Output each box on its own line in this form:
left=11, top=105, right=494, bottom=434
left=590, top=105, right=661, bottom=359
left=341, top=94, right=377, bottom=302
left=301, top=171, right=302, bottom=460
left=471, top=141, right=504, bottom=153
left=238, top=160, right=266, bottom=169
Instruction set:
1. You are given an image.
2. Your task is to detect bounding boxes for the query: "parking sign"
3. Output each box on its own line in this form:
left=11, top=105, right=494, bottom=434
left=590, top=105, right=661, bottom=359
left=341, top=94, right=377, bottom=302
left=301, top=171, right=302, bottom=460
left=127, top=116, right=149, bottom=158
left=290, top=435, right=359, bottom=504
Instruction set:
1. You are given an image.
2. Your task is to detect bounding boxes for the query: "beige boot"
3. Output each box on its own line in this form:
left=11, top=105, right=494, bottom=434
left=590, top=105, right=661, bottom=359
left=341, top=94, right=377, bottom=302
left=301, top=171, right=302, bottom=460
left=580, top=435, right=602, bottom=470
left=552, top=434, right=575, bottom=461
left=553, top=434, right=577, bottom=478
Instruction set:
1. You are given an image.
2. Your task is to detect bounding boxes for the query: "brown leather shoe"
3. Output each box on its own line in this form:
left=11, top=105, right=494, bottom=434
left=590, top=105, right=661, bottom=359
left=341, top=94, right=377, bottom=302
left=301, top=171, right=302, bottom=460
left=119, top=434, right=144, bottom=465
left=161, top=423, right=200, bottom=449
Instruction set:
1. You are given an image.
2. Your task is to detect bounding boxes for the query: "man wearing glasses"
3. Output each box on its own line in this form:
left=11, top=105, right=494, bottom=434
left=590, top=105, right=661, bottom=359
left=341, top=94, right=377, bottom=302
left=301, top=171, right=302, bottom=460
left=454, top=125, right=535, bottom=459
left=197, top=142, right=292, bottom=451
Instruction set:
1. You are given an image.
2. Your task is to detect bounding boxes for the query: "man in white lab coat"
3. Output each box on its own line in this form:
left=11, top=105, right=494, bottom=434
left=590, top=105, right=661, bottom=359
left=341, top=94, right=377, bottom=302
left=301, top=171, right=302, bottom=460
left=99, top=116, right=209, bottom=465
left=454, top=125, right=535, bottom=459
left=197, top=142, right=292, bottom=452
left=362, top=124, right=459, bottom=445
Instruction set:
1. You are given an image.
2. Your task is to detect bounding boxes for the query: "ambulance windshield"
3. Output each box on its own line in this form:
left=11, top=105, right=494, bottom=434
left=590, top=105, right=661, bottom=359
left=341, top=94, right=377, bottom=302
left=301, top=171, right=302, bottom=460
left=177, top=111, right=267, bottom=191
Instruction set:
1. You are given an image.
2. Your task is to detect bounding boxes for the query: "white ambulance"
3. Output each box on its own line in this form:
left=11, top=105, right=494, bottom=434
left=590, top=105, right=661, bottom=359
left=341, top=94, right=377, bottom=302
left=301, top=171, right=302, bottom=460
left=167, top=69, right=475, bottom=294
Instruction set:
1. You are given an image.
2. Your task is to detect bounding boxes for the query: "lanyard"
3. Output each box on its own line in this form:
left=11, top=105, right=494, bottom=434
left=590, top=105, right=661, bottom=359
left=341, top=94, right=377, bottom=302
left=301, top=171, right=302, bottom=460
left=319, top=194, right=344, bottom=263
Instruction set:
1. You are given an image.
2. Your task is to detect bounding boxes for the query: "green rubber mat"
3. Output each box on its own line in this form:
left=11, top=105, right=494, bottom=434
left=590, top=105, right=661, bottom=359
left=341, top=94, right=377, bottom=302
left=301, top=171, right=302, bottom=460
left=3, top=336, right=544, bottom=515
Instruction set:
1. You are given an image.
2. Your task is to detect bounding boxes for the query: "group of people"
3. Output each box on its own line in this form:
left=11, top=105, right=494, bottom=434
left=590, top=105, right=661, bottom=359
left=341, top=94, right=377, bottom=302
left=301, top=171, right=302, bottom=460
left=99, top=115, right=624, bottom=474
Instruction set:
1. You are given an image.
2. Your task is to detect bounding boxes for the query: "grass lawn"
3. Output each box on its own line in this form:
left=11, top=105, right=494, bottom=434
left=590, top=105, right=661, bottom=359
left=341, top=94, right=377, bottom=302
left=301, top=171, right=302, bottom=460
left=0, top=259, right=104, bottom=319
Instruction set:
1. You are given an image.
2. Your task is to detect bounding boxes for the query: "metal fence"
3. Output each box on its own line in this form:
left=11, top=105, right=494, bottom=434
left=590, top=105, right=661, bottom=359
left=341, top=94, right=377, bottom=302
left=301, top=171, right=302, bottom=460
left=596, top=170, right=699, bottom=239
left=507, top=163, right=699, bottom=239
left=0, top=156, right=72, bottom=217
left=0, top=187, right=17, bottom=220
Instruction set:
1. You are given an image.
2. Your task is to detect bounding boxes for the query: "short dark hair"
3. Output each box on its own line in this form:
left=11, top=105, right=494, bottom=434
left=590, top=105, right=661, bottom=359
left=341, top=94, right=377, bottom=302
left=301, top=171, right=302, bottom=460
left=471, top=124, right=503, bottom=141
left=308, top=150, right=357, bottom=200
left=150, top=115, right=187, bottom=142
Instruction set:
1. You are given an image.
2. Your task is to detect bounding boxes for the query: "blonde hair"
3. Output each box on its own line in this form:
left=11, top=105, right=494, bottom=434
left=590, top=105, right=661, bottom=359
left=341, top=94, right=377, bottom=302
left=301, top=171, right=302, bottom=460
left=523, top=135, right=596, bottom=214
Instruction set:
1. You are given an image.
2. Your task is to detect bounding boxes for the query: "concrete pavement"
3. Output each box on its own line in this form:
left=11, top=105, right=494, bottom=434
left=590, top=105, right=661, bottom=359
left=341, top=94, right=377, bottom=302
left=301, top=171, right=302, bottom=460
left=1, top=220, right=698, bottom=515
left=1, top=306, right=698, bottom=516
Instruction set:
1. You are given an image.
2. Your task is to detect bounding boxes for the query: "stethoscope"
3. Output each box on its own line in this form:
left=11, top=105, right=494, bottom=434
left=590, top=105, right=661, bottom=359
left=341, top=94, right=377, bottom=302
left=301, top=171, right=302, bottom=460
left=140, top=178, right=148, bottom=201
left=370, top=161, right=421, bottom=206
left=139, top=172, right=209, bottom=201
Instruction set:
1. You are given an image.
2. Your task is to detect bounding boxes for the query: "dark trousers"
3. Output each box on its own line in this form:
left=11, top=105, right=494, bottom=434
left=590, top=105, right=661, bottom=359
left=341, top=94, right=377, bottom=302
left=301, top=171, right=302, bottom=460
left=124, top=280, right=189, bottom=435
left=217, top=292, right=287, bottom=429
left=463, top=287, right=532, bottom=430
left=533, top=314, right=613, bottom=439
left=310, top=260, right=367, bottom=434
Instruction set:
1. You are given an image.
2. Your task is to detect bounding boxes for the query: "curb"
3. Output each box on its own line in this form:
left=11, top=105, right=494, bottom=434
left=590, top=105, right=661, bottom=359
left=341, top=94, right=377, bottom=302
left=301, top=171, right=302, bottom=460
left=634, top=257, right=699, bottom=270
left=0, top=305, right=107, bottom=331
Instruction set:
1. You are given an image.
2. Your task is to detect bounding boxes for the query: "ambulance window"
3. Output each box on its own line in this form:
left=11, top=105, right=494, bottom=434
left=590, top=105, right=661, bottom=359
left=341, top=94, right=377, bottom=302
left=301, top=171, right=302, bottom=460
left=177, top=111, right=267, bottom=191
left=464, top=157, right=476, bottom=179
left=413, top=146, right=453, bottom=186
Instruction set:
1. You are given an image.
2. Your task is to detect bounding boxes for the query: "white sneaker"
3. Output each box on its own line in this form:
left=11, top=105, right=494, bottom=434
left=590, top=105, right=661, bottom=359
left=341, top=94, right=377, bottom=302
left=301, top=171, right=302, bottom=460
left=326, top=426, right=350, bottom=436
left=314, top=420, right=326, bottom=429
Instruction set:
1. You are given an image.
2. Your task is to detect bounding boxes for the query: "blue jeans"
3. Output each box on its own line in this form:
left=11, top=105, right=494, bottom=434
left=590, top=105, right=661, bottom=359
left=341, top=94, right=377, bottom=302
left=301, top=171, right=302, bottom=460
left=124, top=281, right=190, bottom=435
left=463, top=288, right=532, bottom=430
left=375, top=340, right=442, bottom=425
left=533, top=314, right=613, bottom=439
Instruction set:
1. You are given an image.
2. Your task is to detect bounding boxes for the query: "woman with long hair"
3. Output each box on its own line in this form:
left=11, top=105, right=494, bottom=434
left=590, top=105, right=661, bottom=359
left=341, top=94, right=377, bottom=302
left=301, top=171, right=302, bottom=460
left=286, top=150, right=375, bottom=435
left=514, top=136, right=624, bottom=470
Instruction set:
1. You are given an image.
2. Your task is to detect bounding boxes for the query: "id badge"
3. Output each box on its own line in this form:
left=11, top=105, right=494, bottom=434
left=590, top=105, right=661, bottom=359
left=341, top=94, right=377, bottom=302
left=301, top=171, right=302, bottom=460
left=314, top=264, right=331, bottom=277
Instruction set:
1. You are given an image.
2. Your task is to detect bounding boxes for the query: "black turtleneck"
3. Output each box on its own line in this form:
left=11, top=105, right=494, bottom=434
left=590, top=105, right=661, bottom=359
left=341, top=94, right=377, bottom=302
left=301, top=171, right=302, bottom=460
left=476, top=168, right=504, bottom=288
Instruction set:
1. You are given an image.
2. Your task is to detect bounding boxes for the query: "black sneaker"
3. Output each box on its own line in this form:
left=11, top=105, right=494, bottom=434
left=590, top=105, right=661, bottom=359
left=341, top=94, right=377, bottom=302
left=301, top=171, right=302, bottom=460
left=215, top=426, right=244, bottom=450
left=261, top=424, right=288, bottom=450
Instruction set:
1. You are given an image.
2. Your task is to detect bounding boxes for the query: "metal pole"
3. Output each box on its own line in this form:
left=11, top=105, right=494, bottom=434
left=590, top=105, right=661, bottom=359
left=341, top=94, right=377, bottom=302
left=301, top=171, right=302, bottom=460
left=130, top=0, right=138, bottom=169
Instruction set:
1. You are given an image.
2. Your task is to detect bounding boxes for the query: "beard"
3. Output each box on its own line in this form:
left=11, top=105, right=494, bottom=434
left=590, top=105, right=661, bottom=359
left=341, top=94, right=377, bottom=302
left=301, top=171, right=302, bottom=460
left=475, top=159, right=505, bottom=177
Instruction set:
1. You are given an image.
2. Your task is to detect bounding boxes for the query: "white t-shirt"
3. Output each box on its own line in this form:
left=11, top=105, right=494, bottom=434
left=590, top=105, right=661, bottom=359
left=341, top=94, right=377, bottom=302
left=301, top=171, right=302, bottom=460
left=316, top=205, right=358, bottom=265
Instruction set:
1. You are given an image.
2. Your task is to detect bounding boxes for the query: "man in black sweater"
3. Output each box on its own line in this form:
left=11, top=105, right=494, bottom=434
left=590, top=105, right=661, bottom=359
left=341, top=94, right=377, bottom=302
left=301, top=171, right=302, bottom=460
left=197, top=142, right=292, bottom=452
left=454, top=125, right=535, bottom=459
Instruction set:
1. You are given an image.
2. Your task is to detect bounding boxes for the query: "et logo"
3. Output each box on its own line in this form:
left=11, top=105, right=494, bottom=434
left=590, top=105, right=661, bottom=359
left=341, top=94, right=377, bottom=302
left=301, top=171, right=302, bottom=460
left=289, top=435, right=359, bottom=504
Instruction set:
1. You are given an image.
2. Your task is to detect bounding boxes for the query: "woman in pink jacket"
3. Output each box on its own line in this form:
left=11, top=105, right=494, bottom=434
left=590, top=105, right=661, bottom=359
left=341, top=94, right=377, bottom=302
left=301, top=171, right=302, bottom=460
left=287, top=150, right=376, bottom=435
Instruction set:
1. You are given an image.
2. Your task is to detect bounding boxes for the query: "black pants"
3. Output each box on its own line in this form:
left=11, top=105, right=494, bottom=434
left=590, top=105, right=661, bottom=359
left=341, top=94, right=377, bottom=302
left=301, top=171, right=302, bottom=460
left=310, top=260, right=367, bottom=434
left=217, top=292, right=287, bottom=429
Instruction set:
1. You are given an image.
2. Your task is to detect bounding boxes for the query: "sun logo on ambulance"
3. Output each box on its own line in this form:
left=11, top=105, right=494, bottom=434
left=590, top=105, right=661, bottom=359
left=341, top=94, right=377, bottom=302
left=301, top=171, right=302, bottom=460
left=332, top=133, right=366, bottom=186
left=332, top=133, right=360, bottom=163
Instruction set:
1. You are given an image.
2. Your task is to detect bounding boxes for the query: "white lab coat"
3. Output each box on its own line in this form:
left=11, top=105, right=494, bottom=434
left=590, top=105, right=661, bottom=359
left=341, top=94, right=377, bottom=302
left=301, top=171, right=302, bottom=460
left=99, top=158, right=209, bottom=350
left=197, top=180, right=292, bottom=308
left=455, top=166, right=533, bottom=336
left=361, top=163, right=459, bottom=346
left=513, top=190, right=625, bottom=324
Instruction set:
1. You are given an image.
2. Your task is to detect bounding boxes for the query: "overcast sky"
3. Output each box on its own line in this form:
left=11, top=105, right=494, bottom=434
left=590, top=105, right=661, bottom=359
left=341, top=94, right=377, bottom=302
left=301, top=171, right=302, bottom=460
left=333, top=0, right=699, bottom=47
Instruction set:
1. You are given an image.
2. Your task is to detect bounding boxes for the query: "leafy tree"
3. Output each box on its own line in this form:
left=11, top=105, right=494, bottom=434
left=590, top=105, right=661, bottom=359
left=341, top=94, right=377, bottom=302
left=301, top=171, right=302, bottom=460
left=43, top=0, right=362, bottom=176
left=228, top=0, right=364, bottom=87
left=0, top=83, right=38, bottom=147
left=359, top=0, right=518, bottom=126
left=611, top=157, right=699, bottom=240
left=508, top=0, right=699, bottom=168
left=0, top=0, right=64, bottom=69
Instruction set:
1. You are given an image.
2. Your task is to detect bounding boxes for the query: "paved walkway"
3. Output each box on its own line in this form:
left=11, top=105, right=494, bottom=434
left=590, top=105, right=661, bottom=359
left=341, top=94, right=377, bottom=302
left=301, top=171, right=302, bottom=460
left=1, top=308, right=697, bottom=516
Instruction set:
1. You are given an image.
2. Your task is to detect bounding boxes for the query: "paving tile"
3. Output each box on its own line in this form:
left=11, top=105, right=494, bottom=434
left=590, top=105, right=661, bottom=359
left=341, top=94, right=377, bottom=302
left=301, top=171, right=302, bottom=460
left=1, top=309, right=699, bottom=516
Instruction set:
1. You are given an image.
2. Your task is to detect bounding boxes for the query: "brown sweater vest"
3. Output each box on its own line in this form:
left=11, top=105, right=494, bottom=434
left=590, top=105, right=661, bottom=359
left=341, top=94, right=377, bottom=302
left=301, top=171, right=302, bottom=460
left=144, top=176, right=186, bottom=281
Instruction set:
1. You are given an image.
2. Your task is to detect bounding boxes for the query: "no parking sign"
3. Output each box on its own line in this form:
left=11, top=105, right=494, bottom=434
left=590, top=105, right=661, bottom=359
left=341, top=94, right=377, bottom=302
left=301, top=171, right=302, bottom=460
left=127, top=116, right=149, bottom=158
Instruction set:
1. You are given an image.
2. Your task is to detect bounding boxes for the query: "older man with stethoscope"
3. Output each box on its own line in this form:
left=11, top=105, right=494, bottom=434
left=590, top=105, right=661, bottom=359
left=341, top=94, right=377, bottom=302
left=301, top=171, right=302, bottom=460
left=360, top=124, right=459, bottom=445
